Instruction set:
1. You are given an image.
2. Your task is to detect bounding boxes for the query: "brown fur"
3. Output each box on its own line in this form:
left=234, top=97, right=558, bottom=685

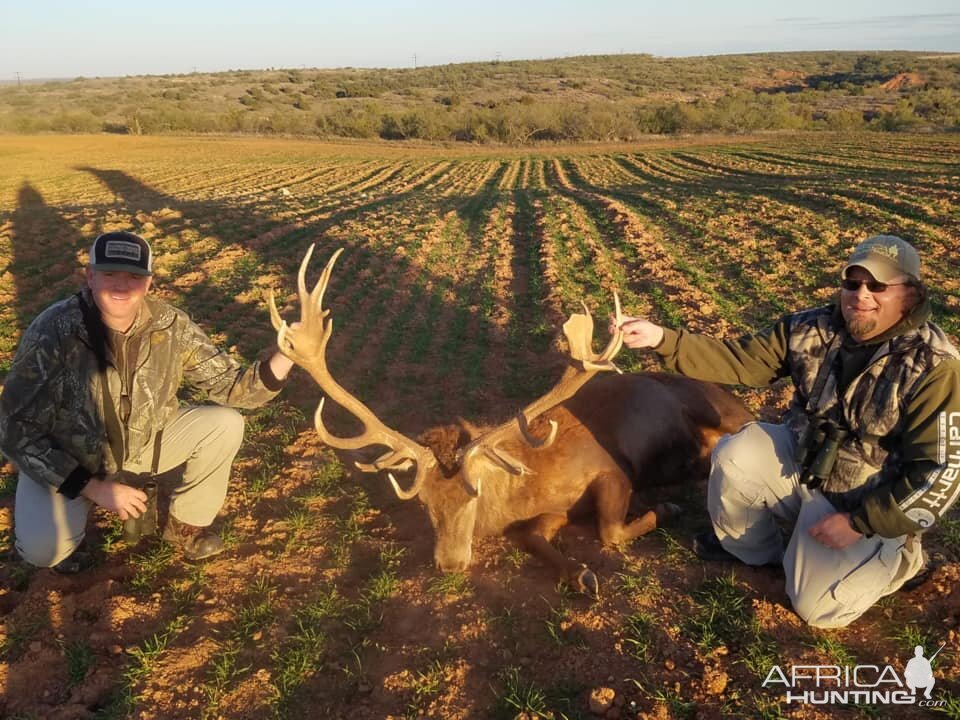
left=405, top=372, right=754, bottom=595
left=417, top=424, right=471, bottom=476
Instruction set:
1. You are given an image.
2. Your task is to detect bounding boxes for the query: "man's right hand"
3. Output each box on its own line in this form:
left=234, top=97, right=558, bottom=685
left=610, top=315, right=665, bottom=350
left=80, top=476, right=148, bottom=520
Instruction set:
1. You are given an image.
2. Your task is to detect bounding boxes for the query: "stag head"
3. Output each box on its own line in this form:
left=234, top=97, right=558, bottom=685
left=270, top=245, right=623, bottom=572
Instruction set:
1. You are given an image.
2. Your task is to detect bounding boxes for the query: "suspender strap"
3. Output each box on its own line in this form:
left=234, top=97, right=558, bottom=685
left=77, top=292, right=125, bottom=472
left=150, top=429, right=164, bottom=476
left=97, top=362, right=126, bottom=473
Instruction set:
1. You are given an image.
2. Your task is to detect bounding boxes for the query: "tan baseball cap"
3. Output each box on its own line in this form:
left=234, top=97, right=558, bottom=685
left=842, top=235, right=920, bottom=283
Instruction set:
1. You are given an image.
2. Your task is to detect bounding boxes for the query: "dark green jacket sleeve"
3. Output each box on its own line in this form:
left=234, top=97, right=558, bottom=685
left=654, top=318, right=793, bottom=387
left=851, top=358, right=960, bottom=537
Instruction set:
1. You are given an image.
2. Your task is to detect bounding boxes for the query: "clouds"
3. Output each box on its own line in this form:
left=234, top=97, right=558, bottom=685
left=776, top=13, right=960, bottom=29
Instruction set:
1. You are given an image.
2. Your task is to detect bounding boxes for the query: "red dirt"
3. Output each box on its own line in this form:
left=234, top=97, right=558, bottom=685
left=881, top=72, right=924, bottom=91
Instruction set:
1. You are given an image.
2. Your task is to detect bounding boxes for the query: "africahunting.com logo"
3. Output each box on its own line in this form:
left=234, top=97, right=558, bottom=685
left=762, top=643, right=947, bottom=707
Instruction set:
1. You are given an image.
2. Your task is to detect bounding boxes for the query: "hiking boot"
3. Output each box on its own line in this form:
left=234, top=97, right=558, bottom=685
left=52, top=548, right=93, bottom=575
left=900, top=550, right=940, bottom=592
left=693, top=530, right=740, bottom=563
left=162, top=516, right=224, bottom=560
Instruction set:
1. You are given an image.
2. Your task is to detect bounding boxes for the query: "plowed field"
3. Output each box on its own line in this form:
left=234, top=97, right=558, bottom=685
left=0, top=133, right=958, bottom=719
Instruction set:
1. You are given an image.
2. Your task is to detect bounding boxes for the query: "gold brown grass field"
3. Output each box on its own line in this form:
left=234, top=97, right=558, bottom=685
left=0, top=133, right=958, bottom=719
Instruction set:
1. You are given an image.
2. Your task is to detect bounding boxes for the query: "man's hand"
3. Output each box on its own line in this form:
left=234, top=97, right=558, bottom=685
left=80, top=476, right=148, bottom=520
left=808, top=512, right=862, bottom=550
left=609, top=315, right=665, bottom=350
left=269, top=350, right=295, bottom=380
left=270, top=320, right=300, bottom=379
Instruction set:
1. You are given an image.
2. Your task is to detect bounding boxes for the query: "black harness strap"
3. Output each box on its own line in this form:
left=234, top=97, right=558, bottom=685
left=77, top=292, right=125, bottom=472
left=150, top=429, right=163, bottom=476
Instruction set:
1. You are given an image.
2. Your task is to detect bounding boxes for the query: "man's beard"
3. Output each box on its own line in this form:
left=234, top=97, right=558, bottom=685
left=846, top=316, right=877, bottom=340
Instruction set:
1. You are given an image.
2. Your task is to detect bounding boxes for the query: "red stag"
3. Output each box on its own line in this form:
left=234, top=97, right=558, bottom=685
left=270, top=246, right=753, bottom=596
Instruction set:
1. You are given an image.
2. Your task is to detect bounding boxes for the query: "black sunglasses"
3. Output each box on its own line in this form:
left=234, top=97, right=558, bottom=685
left=840, top=278, right=908, bottom=293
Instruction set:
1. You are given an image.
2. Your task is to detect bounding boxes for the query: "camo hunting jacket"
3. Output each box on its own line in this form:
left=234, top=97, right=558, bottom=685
left=655, top=306, right=960, bottom=537
left=0, top=289, right=284, bottom=498
left=782, top=306, right=959, bottom=496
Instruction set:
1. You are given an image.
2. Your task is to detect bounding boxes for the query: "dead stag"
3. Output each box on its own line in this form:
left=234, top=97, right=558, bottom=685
left=269, top=245, right=753, bottom=596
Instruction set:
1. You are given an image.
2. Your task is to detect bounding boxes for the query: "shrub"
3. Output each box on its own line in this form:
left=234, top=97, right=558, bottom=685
left=824, top=108, right=866, bottom=130
left=873, top=99, right=922, bottom=131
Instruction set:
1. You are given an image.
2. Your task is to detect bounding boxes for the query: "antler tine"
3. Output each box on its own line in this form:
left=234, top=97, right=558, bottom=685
left=276, top=245, right=438, bottom=501
left=584, top=290, right=623, bottom=373
left=355, top=449, right=414, bottom=473
left=267, top=288, right=284, bottom=332
left=459, top=290, right=624, bottom=483
left=517, top=411, right=558, bottom=448
left=269, top=243, right=320, bottom=335
left=308, top=246, right=343, bottom=318
left=387, top=464, right=433, bottom=500
left=295, top=242, right=317, bottom=313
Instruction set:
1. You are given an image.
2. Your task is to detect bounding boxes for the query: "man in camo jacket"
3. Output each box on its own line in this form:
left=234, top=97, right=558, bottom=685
left=612, top=235, right=960, bottom=628
left=0, top=232, right=296, bottom=571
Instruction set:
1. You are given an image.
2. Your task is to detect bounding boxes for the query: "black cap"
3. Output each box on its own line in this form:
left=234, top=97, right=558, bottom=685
left=89, top=232, right=153, bottom=276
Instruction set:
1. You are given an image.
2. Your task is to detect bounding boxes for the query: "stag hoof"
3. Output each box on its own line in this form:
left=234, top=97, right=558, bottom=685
left=574, top=565, right=600, bottom=600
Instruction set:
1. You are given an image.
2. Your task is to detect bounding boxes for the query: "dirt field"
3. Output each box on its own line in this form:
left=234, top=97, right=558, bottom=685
left=0, top=133, right=958, bottom=719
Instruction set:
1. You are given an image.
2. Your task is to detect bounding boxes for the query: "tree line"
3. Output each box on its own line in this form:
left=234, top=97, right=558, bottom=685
left=2, top=51, right=958, bottom=142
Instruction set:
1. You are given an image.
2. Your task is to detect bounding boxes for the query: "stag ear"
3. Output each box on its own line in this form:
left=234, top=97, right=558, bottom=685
left=456, top=417, right=484, bottom=440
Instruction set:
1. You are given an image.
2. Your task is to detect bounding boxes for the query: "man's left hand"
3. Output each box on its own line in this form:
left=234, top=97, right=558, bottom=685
left=808, top=512, right=862, bottom=549
left=269, top=321, right=300, bottom=380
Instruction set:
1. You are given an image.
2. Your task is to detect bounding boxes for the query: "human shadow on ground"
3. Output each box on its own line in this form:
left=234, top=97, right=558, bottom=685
left=0, top=158, right=583, bottom=718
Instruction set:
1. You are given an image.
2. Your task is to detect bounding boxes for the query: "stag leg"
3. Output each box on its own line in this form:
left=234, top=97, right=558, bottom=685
left=592, top=472, right=680, bottom=546
left=504, top=513, right=600, bottom=599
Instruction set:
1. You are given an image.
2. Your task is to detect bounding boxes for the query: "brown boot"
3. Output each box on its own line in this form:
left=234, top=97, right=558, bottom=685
left=162, top=515, right=225, bottom=560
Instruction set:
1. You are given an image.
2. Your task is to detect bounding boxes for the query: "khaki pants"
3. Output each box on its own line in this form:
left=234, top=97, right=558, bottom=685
left=15, top=405, right=244, bottom=567
left=708, top=422, right=925, bottom=629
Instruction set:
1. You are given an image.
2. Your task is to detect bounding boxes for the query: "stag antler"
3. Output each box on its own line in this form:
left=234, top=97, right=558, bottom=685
left=268, top=245, right=437, bottom=499
left=456, top=295, right=624, bottom=497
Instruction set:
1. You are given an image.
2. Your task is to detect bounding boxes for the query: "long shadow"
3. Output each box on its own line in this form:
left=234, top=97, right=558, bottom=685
left=7, top=182, right=87, bottom=335
left=0, top=182, right=90, bottom=719
left=0, top=155, right=619, bottom=719
left=31, top=162, right=572, bottom=465
left=611, top=152, right=958, bottom=261
left=74, top=166, right=174, bottom=208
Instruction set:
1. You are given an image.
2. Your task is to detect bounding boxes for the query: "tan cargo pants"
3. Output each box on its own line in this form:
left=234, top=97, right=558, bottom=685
left=708, top=421, right=925, bottom=629
left=15, top=405, right=244, bottom=567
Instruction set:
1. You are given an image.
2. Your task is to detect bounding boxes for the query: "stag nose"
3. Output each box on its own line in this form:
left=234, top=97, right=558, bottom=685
left=435, top=552, right=471, bottom=573
left=436, top=558, right=469, bottom=573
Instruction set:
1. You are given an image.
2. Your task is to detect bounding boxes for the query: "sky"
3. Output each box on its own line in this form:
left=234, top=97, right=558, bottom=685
left=2, top=0, right=959, bottom=80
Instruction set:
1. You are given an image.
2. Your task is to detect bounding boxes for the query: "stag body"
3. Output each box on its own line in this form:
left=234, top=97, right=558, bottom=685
left=418, top=372, right=752, bottom=588
left=271, top=246, right=752, bottom=596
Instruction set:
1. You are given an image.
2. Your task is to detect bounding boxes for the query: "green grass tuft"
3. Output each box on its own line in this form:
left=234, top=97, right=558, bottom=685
left=427, top=572, right=473, bottom=598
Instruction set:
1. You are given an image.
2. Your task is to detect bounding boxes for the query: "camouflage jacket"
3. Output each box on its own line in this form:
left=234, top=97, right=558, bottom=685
left=655, top=304, right=960, bottom=538
left=0, top=289, right=284, bottom=498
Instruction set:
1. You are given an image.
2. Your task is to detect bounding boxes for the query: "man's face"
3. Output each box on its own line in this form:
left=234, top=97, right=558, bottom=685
left=85, top=268, right=152, bottom=332
left=840, top=266, right=915, bottom=342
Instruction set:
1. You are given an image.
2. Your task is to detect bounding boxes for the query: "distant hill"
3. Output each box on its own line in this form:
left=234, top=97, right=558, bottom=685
left=2, top=51, right=958, bottom=142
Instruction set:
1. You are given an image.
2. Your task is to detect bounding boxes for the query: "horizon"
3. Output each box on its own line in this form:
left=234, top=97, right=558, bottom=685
left=2, top=1, right=958, bottom=82
left=5, top=48, right=958, bottom=85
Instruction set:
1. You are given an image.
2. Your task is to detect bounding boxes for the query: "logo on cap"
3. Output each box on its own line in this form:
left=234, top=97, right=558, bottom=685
left=104, top=240, right=143, bottom=262
left=90, top=231, right=153, bottom=275
left=873, top=244, right=899, bottom=260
